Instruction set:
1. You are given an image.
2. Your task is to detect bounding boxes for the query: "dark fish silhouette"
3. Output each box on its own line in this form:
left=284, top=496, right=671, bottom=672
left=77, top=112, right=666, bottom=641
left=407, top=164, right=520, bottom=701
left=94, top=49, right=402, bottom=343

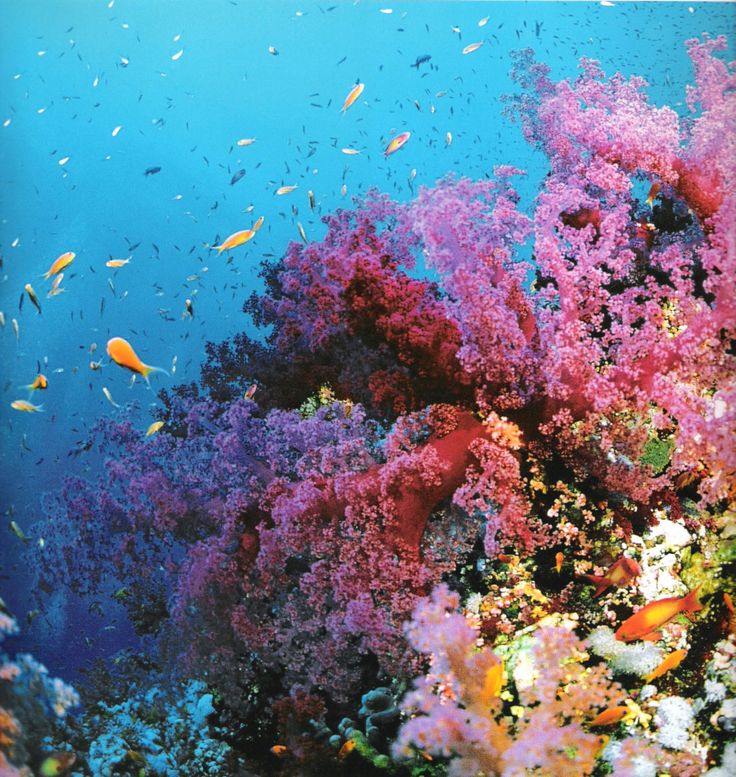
left=144, top=166, right=161, bottom=176
left=410, top=54, right=431, bottom=69
left=230, top=168, right=246, bottom=185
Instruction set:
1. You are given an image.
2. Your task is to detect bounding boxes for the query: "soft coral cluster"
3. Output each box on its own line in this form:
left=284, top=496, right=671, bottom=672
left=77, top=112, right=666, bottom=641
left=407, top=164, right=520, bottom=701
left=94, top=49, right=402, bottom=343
left=394, top=584, right=658, bottom=777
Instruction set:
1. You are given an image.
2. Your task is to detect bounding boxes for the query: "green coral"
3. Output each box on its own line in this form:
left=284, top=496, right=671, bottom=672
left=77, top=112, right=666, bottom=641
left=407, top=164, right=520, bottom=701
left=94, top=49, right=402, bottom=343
left=640, top=435, right=674, bottom=475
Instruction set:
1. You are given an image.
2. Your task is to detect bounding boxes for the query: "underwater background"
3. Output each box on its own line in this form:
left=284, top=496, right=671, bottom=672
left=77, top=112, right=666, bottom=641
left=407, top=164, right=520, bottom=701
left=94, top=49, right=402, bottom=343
left=1, top=1, right=735, bottom=775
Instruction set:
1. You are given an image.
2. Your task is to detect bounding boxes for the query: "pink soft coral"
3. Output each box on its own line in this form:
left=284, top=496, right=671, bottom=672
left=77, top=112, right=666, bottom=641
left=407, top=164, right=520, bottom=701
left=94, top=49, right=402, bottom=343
left=395, top=584, right=658, bottom=777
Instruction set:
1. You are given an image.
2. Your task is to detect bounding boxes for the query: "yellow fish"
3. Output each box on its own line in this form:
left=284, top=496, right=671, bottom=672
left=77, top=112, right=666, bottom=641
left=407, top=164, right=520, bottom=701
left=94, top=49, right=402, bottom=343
left=236, top=137, right=256, bottom=146
left=211, top=229, right=255, bottom=254
left=43, top=252, right=75, bottom=280
left=341, top=82, right=364, bottom=113
left=643, top=649, right=687, bottom=683
left=106, top=257, right=131, bottom=268
left=25, top=283, right=42, bottom=314
left=9, top=520, right=30, bottom=543
left=463, top=42, right=484, bottom=54
left=384, top=131, right=411, bottom=157
left=106, top=337, right=168, bottom=386
left=276, top=185, right=298, bottom=196
left=11, top=399, right=44, bottom=412
left=253, top=216, right=265, bottom=231
left=39, top=752, right=76, bottom=776
left=145, top=420, right=165, bottom=437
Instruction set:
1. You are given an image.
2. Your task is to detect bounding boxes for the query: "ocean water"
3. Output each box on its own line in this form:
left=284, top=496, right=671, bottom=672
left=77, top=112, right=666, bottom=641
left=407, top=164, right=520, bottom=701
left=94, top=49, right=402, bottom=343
left=1, top=1, right=735, bottom=775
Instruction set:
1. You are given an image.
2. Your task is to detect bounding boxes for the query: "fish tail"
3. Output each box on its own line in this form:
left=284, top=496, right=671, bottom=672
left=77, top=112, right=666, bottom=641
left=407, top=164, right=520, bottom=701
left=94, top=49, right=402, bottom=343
left=578, top=574, right=610, bottom=597
left=141, top=364, right=170, bottom=386
left=683, top=584, right=703, bottom=612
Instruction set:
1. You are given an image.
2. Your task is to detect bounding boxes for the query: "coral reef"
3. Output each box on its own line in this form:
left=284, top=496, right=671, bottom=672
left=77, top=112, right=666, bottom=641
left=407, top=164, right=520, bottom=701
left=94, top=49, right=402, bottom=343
left=81, top=680, right=236, bottom=776
left=0, top=602, right=79, bottom=776
left=26, top=33, right=736, bottom=775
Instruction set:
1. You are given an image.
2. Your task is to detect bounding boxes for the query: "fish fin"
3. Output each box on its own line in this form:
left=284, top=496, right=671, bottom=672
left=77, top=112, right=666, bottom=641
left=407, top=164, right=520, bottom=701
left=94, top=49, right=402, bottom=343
left=683, top=584, right=703, bottom=613
left=141, top=365, right=170, bottom=387
left=641, top=630, right=662, bottom=642
left=578, top=574, right=611, bottom=597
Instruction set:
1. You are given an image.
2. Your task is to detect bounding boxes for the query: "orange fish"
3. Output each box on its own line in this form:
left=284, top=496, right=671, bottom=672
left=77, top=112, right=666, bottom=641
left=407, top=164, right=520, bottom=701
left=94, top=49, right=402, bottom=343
left=643, top=649, right=687, bottom=683
left=478, top=660, right=504, bottom=707
left=589, top=705, right=628, bottom=727
left=384, top=131, right=411, bottom=157
left=211, top=229, right=255, bottom=254
left=615, top=587, right=702, bottom=642
left=253, top=216, right=265, bottom=232
left=724, top=591, right=734, bottom=615
left=341, top=82, right=365, bottom=113
left=579, top=556, right=641, bottom=597
left=646, top=182, right=661, bottom=207
left=244, top=383, right=257, bottom=400
left=106, top=257, right=131, bottom=268
left=106, top=337, right=168, bottom=386
left=338, top=739, right=355, bottom=760
left=43, top=252, right=75, bottom=280
left=270, top=745, right=288, bottom=758
left=25, top=373, right=48, bottom=393
left=554, top=551, right=564, bottom=573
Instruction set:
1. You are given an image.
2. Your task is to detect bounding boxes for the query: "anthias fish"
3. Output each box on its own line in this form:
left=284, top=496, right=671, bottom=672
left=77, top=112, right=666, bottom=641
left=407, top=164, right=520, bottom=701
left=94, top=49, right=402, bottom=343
left=615, top=587, right=702, bottom=642
left=589, top=706, right=628, bottom=727
left=145, top=420, right=164, bottom=437
left=341, top=82, right=364, bottom=112
left=384, top=131, right=411, bottom=157
left=25, top=373, right=48, bottom=393
left=106, top=337, right=168, bottom=386
left=579, top=556, right=641, bottom=597
left=25, top=283, right=42, bottom=314
left=212, top=229, right=255, bottom=253
left=43, top=252, right=75, bottom=280
left=11, top=399, right=44, bottom=412
left=643, top=649, right=688, bottom=683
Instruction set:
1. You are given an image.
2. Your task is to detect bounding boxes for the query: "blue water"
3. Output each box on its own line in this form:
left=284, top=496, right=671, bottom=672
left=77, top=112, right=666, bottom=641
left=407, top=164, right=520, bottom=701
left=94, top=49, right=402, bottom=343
left=1, top=0, right=734, bottom=677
